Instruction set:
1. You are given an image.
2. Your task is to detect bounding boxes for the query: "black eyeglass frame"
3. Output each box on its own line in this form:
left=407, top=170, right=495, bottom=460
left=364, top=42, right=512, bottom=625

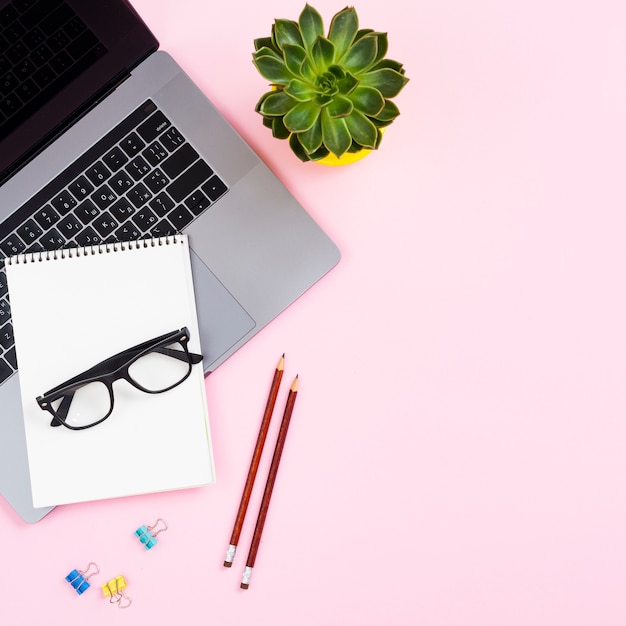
left=36, top=327, right=203, bottom=431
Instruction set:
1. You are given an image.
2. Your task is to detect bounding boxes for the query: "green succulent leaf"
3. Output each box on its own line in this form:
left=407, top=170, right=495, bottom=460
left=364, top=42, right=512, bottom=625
left=284, top=100, right=320, bottom=132
left=271, top=116, right=291, bottom=139
left=345, top=110, right=378, bottom=149
left=372, top=98, right=400, bottom=122
left=327, top=94, right=353, bottom=118
left=253, top=46, right=283, bottom=62
left=254, top=37, right=275, bottom=52
left=285, top=78, right=317, bottom=102
left=371, top=32, right=389, bottom=64
left=300, top=57, right=318, bottom=82
left=299, top=4, right=324, bottom=53
left=354, top=28, right=374, bottom=41
left=328, top=6, right=358, bottom=59
left=360, top=68, right=409, bottom=97
left=321, top=109, right=352, bottom=157
left=298, top=117, right=323, bottom=154
left=328, top=65, right=346, bottom=80
left=347, top=85, right=384, bottom=116
left=311, top=37, right=335, bottom=72
left=289, top=133, right=312, bottom=162
left=314, top=93, right=333, bottom=106
left=253, top=55, right=293, bottom=83
left=342, top=35, right=378, bottom=73
left=372, top=58, right=405, bottom=73
left=283, top=44, right=308, bottom=76
left=274, top=19, right=304, bottom=49
left=337, top=71, right=359, bottom=95
left=258, top=91, right=300, bottom=116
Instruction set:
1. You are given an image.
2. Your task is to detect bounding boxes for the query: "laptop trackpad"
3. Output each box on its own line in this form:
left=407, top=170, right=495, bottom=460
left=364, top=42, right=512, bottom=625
left=189, top=250, right=255, bottom=370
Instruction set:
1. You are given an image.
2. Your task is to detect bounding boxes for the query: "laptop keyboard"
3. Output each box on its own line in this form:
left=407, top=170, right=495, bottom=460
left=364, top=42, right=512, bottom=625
left=0, top=0, right=106, bottom=138
left=0, top=98, right=228, bottom=384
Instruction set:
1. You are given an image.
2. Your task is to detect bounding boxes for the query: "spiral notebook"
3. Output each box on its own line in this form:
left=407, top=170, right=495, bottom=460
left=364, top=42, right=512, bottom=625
left=5, top=235, right=215, bottom=508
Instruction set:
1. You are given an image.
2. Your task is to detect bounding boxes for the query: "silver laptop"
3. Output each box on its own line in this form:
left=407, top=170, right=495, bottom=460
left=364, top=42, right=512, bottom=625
left=0, top=0, right=340, bottom=522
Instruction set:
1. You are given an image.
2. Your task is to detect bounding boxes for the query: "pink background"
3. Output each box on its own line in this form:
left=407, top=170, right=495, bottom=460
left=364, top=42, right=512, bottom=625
left=2, top=0, right=626, bottom=623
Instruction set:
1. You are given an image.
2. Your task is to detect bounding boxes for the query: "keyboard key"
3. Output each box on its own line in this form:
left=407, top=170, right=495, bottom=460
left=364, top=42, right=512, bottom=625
left=67, top=29, right=97, bottom=60
left=50, top=189, right=77, bottom=215
left=202, top=175, right=228, bottom=202
left=120, top=131, right=145, bottom=157
left=75, top=198, right=99, bottom=224
left=109, top=197, right=136, bottom=222
left=151, top=219, right=176, bottom=238
left=0, top=358, right=12, bottom=384
left=161, top=143, right=198, bottom=178
left=115, top=222, right=141, bottom=241
left=58, top=214, right=83, bottom=237
left=0, top=298, right=10, bottom=321
left=168, top=206, right=193, bottom=231
left=68, top=174, right=94, bottom=199
left=49, top=50, right=72, bottom=74
left=85, top=160, right=111, bottom=186
left=0, top=322, right=13, bottom=349
left=144, top=168, right=169, bottom=193
left=160, top=126, right=185, bottom=151
left=17, top=218, right=43, bottom=244
left=0, top=270, right=7, bottom=297
left=142, top=141, right=168, bottom=166
left=30, top=43, right=53, bottom=67
left=137, top=110, right=171, bottom=142
left=125, top=155, right=150, bottom=180
left=184, top=190, right=211, bottom=216
left=91, top=184, right=116, bottom=210
left=4, top=347, right=17, bottom=369
left=149, top=192, right=174, bottom=217
left=32, top=63, right=55, bottom=87
left=34, top=205, right=60, bottom=229
left=127, top=182, right=152, bottom=208
left=103, top=146, right=128, bottom=172
left=167, top=160, right=213, bottom=203
left=39, top=227, right=65, bottom=249
left=109, top=171, right=133, bottom=193
left=132, top=207, right=157, bottom=231
left=74, top=226, right=102, bottom=247
left=0, top=234, right=26, bottom=257
left=92, top=212, right=118, bottom=237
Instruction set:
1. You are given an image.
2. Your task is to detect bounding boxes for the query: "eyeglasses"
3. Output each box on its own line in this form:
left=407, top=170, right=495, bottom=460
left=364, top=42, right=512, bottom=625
left=36, top=328, right=203, bottom=430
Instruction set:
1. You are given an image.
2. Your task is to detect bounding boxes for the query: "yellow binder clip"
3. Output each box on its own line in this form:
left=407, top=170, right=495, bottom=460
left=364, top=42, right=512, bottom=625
left=102, top=575, right=132, bottom=609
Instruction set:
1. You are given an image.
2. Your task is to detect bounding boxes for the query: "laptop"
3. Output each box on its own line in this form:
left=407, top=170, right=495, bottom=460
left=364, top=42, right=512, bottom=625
left=0, top=0, right=340, bottom=522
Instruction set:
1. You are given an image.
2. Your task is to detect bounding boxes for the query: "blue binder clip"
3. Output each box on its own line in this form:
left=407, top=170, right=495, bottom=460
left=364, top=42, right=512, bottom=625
left=65, top=562, right=99, bottom=595
left=134, top=518, right=168, bottom=550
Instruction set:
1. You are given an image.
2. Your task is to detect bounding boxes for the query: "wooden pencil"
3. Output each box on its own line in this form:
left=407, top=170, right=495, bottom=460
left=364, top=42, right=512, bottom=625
left=240, top=375, right=299, bottom=589
left=223, top=355, right=285, bottom=567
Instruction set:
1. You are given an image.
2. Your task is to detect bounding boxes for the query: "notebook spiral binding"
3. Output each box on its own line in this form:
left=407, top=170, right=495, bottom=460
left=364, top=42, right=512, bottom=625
left=6, top=234, right=183, bottom=265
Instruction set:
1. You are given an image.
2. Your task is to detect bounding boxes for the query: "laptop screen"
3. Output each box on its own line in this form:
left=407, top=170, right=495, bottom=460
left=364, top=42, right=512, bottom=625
left=0, top=0, right=158, bottom=183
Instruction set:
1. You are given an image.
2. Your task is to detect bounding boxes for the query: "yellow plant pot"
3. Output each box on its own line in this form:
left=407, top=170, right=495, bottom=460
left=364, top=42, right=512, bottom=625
left=314, top=147, right=374, bottom=166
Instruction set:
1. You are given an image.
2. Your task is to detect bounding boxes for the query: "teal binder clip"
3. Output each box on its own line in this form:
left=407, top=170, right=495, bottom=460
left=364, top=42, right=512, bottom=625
left=65, top=562, right=99, bottom=595
left=134, top=518, right=168, bottom=550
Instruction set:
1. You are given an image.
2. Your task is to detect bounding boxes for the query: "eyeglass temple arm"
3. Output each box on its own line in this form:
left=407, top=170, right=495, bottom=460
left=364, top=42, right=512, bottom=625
left=155, top=346, right=203, bottom=365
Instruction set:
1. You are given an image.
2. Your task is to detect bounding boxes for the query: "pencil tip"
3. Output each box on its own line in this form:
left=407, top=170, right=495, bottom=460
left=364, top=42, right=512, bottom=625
left=291, top=375, right=299, bottom=391
left=277, top=354, right=285, bottom=370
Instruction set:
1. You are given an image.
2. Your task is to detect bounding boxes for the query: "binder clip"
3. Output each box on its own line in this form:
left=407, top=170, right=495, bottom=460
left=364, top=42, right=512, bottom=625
left=134, top=518, right=168, bottom=550
left=102, top=575, right=132, bottom=609
left=65, top=562, right=99, bottom=595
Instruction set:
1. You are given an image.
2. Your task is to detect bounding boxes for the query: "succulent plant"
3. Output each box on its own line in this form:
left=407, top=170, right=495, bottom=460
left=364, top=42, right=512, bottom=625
left=253, top=4, right=409, bottom=162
